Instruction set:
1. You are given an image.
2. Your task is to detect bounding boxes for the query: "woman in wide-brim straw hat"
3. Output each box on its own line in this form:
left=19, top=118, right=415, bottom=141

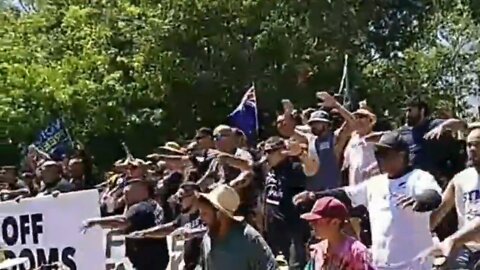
left=196, top=184, right=278, bottom=270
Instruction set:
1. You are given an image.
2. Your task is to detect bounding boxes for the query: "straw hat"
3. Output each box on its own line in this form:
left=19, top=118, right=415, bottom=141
left=115, top=158, right=147, bottom=168
left=353, top=108, right=377, bottom=124
left=158, top=142, right=186, bottom=155
left=198, top=184, right=244, bottom=222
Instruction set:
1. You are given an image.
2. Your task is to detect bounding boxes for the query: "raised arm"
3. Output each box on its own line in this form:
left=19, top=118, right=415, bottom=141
left=317, top=92, right=356, bottom=128
left=129, top=222, right=177, bottom=239
left=217, top=152, right=253, bottom=172
left=84, top=215, right=129, bottom=231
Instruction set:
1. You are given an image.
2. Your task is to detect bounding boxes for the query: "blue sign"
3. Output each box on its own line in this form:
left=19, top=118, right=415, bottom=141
left=33, top=119, right=73, bottom=160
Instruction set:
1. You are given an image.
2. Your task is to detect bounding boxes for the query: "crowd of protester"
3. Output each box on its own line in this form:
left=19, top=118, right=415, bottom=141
left=4, top=90, right=480, bottom=270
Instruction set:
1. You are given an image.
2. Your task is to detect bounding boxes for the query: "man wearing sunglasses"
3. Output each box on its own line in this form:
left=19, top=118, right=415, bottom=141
left=294, top=131, right=442, bottom=269
left=197, top=125, right=253, bottom=190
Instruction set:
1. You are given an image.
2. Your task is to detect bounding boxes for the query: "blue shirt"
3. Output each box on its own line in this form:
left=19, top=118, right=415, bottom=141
left=397, top=119, right=445, bottom=173
left=307, top=133, right=342, bottom=191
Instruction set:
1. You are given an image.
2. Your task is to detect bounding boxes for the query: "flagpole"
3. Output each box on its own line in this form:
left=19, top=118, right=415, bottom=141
left=337, top=54, right=349, bottom=105
left=251, top=82, right=259, bottom=136
left=60, top=117, right=75, bottom=150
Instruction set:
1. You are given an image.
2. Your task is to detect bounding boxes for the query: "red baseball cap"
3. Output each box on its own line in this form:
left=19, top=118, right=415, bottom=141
left=300, top=196, right=349, bottom=221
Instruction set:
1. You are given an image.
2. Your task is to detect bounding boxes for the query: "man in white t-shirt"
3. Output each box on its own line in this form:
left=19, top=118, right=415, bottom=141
left=431, top=128, right=480, bottom=269
left=294, top=131, right=442, bottom=269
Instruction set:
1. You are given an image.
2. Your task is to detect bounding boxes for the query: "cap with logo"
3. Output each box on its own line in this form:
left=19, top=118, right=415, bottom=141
left=308, top=110, right=331, bottom=124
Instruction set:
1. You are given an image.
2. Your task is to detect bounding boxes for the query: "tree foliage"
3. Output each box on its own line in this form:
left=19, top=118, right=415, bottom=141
left=1, top=0, right=478, bottom=167
left=361, top=1, right=480, bottom=121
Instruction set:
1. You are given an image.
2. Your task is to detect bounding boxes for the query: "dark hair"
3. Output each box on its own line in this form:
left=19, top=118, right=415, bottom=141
left=407, top=97, right=430, bottom=117
left=197, top=127, right=213, bottom=137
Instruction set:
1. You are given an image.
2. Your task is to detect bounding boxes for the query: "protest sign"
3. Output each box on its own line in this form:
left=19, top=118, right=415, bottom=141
left=0, top=190, right=104, bottom=270
left=103, top=232, right=133, bottom=270
left=167, top=236, right=185, bottom=270
left=33, top=119, right=73, bottom=160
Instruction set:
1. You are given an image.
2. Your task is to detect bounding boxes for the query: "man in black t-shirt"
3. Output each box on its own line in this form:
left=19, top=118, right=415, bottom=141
left=263, top=137, right=313, bottom=269
left=83, top=178, right=169, bottom=270
left=130, top=182, right=205, bottom=270
left=124, top=198, right=168, bottom=270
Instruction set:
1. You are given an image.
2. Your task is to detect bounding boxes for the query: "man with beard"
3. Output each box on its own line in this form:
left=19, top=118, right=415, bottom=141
left=400, top=98, right=467, bottom=241
left=130, top=182, right=206, bottom=270
left=197, top=184, right=277, bottom=270
left=83, top=179, right=169, bottom=270
left=430, top=128, right=480, bottom=268
left=400, top=98, right=466, bottom=182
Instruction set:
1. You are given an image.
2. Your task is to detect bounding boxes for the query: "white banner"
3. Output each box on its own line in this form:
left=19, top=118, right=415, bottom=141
left=103, top=232, right=185, bottom=270
left=103, top=233, right=133, bottom=270
left=167, top=236, right=184, bottom=270
left=0, top=190, right=104, bottom=270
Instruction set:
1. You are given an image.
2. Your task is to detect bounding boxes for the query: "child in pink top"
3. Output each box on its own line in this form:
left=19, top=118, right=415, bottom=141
left=301, top=197, right=375, bottom=270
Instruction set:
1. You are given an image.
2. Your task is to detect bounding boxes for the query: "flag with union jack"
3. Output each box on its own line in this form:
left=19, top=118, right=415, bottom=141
left=228, top=84, right=259, bottom=145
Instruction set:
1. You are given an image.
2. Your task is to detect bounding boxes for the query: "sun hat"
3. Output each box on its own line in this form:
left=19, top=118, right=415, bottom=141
left=198, top=184, right=244, bottom=222
left=353, top=108, right=377, bottom=122
left=158, top=142, right=186, bottom=155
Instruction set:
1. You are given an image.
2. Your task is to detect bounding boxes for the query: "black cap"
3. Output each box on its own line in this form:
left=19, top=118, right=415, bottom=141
left=375, top=131, right=409, bottom=152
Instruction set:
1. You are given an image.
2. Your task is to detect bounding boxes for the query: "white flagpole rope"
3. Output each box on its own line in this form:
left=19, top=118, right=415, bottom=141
left=337, top=54, right=349, bottom=96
